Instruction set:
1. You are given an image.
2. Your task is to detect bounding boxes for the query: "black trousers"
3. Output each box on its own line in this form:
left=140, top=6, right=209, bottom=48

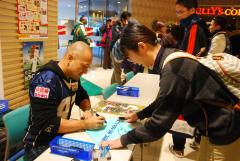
left=172, top=129, right=201, bottom=151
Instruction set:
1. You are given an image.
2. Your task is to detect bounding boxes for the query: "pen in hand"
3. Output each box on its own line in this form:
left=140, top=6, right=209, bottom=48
left=96, top=113, right=107, bottom=123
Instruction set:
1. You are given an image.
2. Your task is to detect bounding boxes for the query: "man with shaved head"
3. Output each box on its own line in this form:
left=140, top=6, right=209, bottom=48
left=23, top=42, right=105, bottom=160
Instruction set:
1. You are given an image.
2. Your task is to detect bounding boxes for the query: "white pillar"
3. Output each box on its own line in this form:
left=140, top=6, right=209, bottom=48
left=0, top=38, right=4, bottom=99
left=128, top=0, right=132, bottom=12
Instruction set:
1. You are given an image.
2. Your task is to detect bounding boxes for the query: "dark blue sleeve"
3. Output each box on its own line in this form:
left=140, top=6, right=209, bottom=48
left=75, top=80, right=89, bottom=106
left=29, top=71, right=62, bottom=135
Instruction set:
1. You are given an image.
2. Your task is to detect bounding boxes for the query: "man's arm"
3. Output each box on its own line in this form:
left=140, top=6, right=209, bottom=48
left=75, top=81, right=90, bottom=111
left=58, top=116, right=105, bottom=133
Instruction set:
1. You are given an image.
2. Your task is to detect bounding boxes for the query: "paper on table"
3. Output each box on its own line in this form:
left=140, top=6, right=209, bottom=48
left=94, top=100, right=145, bottom=115
left=86, top=118, right=133, bottom=146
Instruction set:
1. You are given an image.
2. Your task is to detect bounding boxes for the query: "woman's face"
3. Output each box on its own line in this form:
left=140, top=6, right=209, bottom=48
left=126, top=45, right=153, bottom=68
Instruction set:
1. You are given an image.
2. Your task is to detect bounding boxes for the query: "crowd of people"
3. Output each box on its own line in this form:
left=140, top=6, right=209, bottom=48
left=22, top=0, right=240, bottom=161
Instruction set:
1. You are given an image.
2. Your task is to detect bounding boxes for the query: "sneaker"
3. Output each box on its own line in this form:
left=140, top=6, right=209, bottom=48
left=189, top=141, right=200, bottom=150
left=168, top=144, right=184, bottom=158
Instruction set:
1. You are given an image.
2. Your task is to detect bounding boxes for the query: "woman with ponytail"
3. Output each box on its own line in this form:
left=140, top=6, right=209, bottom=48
left=101, top=23, right=240, bottom=161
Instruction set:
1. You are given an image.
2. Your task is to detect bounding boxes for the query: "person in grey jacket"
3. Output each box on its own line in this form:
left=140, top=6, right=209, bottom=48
left=101, top=23, right=240, bottom=161
left=208, top=16, right=231, bottom=55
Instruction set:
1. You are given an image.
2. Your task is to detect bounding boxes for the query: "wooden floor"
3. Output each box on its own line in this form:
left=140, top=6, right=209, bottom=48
left=132, top=139, right=163, bottom=161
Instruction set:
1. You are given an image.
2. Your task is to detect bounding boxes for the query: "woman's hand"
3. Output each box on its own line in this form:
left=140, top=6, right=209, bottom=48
left=100, top=139, right=123, bottom=149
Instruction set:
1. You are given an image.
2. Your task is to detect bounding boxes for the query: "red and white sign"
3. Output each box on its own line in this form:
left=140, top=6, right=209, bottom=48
left=34, top=87, right=50, bottom=99
left=58, top=25, right=66, bottom=35
left=85, top=27, right=93, bottom=36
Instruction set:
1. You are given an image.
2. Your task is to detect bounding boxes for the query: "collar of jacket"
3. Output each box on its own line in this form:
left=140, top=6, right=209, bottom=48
left=212, top=30, right=226, bottom=37
left=180, top=14, right=200, bottom=28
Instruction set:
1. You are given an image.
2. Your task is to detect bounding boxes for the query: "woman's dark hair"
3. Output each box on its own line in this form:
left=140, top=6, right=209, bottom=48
left=120, top=23, right=158, bottom=55
left=176, top=0, right=198, bottom=9
left=120, top=23, right=177, bottom=55
left=151, top=20, right=166, bottom=32
left=213, top=16, right=227, bottom=30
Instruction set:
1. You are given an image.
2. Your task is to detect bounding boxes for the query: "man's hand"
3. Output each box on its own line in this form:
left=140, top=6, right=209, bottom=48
left=84, top=116, right=106, bottom=129
left=100, top=139, right=123, bottom=149
left=82, top=110, right=93, bottom=120
left=124, top=112, right=139, bottom=123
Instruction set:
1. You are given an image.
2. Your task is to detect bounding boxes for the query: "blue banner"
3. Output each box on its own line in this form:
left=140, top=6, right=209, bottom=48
left=0, top=100, right=9, bottom=114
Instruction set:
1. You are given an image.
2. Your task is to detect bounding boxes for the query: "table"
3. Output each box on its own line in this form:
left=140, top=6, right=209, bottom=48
left=108, top=73, right=160, bottom=107
left=35, top=73, right=160, bottom=161
left=34, top=113, right=135, bottom=161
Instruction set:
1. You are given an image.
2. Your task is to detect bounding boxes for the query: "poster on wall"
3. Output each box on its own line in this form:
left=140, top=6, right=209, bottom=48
left=23, top=42, right=44, bottom=89
left=17, top=0, right=48, bottom=39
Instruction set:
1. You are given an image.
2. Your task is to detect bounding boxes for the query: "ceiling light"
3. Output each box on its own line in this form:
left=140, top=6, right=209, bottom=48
left=117, top=1, right=121, bottom=3
left=67, top=4, right=71, bottom=7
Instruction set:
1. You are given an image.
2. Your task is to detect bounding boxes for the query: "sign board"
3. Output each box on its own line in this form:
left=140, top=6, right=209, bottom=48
left=17, top=0, right=48, bottom=39
left=196, top=7, right=240, bottom=16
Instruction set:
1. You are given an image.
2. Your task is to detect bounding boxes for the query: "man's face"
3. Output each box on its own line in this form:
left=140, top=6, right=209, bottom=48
left=176, top=4, right=195, bottom=20
left=68, top=51, right=92, bottom=81
left=209, top=20, right=219, bottom=33
left=81, top=17, right=87, bottom=25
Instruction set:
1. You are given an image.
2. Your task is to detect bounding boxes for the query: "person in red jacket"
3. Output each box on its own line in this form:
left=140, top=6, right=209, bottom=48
left=170, top=0, right=210, bottom=157
left=176, top=0, right=209, bottom=57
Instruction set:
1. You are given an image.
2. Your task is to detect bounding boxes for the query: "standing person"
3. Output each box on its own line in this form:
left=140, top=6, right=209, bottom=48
left=110, top=11, right=132, bottom=84
left=208, top=16, right=231, bottom=55
left=100, top=19, right=112, bottom=69
left=176, top=0, right=209, bottom=57
left=101, top=23, right=240, bottom=161
left=110, top=11, right=132, bottom=50
left=170, top=0, right=210, bottom=156
left=72, top=15, right=91, bottom=45
left=23, top=42, right=105, bottom=161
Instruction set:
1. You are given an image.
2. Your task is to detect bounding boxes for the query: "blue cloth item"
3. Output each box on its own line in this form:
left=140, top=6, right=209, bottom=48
left=86, top=118, right=133, bottom=147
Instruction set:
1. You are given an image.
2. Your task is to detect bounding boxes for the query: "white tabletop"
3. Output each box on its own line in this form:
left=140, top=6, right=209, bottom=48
left=34, top=113, right=135, bottom=161
left=107, top=73, right=160, bottom=107
left=35, top=73, right=160, bottom=161
left=34, top=132, right=133, bottom=161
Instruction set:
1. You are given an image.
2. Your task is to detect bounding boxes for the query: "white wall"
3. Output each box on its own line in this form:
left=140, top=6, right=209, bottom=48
left=0, top=38, right=4, bottom=99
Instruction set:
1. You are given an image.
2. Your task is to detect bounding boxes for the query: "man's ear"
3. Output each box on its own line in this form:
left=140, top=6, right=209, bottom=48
left=67, top=53, right=74, bottom=61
